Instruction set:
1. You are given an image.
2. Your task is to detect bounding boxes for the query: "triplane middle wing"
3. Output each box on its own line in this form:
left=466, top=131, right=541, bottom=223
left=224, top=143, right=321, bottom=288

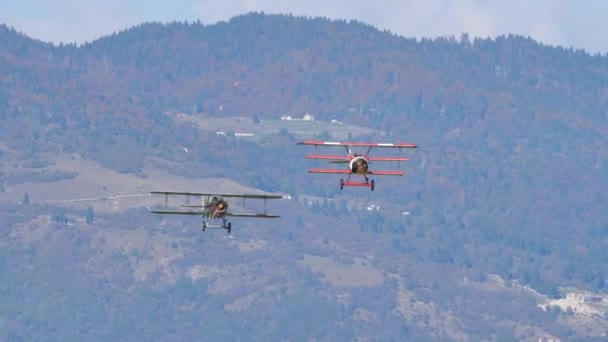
left=149, top=191, right=282, bottom=233
left=297, top=140, right=417, bottom=191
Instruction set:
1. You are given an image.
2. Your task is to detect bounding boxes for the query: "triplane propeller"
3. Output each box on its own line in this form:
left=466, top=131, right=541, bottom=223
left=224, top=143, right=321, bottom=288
left=298, top=140, right=417, bottom=191
left=149, top=191, right=282, bottom=233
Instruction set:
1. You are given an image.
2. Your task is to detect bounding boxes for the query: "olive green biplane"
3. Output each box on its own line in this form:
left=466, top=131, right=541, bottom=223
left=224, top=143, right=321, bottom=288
left=150, top=191, right=282, bottom=233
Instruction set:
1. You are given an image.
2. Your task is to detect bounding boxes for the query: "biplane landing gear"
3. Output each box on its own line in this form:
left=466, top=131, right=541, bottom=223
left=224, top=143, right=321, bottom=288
left=221, top=217, right=232, bottom=234
left=340, top=178, right=344, bottom=190
left=370, top=179, right=375, bottom=191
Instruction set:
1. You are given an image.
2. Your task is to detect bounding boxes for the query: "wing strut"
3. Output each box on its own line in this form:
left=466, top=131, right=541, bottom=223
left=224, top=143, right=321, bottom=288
left=364, top=145, right=373, bottom=157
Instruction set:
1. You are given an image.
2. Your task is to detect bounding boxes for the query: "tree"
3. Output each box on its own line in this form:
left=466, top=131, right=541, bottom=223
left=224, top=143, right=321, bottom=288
left=85, top=207, right=95, bottom=224
left=21, top=193, right=30, bottom=205
left=52, top=211, right=68, bottom=228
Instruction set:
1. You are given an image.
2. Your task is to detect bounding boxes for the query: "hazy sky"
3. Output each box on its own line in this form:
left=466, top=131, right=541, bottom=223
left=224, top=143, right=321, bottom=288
left=1, top=0, right=606, bottom=55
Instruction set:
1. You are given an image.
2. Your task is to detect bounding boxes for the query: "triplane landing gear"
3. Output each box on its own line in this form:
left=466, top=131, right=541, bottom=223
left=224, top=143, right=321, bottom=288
left=340, top=177, right=375, bottom=191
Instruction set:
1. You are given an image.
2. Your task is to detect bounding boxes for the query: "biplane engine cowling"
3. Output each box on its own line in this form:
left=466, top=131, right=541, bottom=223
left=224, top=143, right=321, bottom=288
left=350, top=156, right=369, bottom=174
left=215, top=200, right=228, bottom=215
left=210, top=200, right=229, bottom=218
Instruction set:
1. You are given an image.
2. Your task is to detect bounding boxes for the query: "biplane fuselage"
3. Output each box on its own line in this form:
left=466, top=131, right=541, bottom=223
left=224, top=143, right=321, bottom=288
left=298, top=140, right=417, bottom=191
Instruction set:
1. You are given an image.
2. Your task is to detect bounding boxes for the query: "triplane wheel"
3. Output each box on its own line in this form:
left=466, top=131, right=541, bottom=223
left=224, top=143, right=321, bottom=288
left=370, top=179, right=375, bottom=191
left=202, top=221, right=207, bottom=232
left=227, top=222, right=232, bottom=234
left=340, top=178, right=344, bottom=190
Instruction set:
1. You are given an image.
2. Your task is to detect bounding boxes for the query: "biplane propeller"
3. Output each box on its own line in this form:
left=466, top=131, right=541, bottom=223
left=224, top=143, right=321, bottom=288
left=297, top=140, right=417, bottom=191
left=149, top=191, right=282, bottom=233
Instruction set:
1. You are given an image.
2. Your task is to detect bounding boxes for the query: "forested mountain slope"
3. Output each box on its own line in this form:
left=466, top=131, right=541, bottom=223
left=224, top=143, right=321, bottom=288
left=1, top=13, right=607, bottom=340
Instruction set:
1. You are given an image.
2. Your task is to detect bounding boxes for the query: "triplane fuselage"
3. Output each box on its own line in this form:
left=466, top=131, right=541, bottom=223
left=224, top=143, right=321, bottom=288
left=298, top=140, right=417, bottom=191
left=149, top=191, right=282, bottom=233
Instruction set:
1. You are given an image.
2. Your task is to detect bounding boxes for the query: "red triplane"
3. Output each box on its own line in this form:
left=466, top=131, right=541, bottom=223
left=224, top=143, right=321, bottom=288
left=298, top=140, right=417, bottom=191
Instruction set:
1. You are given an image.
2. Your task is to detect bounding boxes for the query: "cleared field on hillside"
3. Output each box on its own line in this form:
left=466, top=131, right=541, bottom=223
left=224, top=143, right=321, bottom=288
left=173, top=114, right=385, bottom=141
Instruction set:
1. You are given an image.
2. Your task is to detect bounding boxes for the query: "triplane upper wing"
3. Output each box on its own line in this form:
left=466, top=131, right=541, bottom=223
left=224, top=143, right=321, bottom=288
left=298, top=140, right=417, bottom=191
left=297, top=140, right=417, bottom=148
left=149, top=190, right=282, bottom=233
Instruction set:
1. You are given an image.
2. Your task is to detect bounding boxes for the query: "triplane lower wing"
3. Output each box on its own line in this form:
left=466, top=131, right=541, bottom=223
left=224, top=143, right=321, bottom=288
left=297, top=140, right=417, bottom=191
left=149, top=191, right=282, bottom=233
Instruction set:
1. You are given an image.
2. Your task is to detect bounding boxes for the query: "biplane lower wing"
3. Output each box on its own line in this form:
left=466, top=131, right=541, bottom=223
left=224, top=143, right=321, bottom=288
left=150, top=210, right=279, bottom=218
left=149, top=209, right=202, bottom=215
left=227, top=213, right=280, bottom=218
left=309, top=168, right=352, bottom=174
left=219, top=193, right=283, bottom=199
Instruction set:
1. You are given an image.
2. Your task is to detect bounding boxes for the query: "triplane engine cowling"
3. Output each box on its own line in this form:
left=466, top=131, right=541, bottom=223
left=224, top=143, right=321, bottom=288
left=350, top=156, right=369, bottom=174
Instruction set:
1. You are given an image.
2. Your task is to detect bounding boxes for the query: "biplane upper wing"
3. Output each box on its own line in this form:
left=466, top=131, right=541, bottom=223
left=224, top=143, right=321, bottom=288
left=149, top=209, right=203, bottom=215
left=216, top=193, right=283, bottom=199
left=226, top=212, right=280, bottom=218
left=309, top=168, right=352, bottom=174
left=150, top=191, right=283, bottom=199
left=298, top=140, right=417, bottom=148
left=150, top=191, right=206, bottom=196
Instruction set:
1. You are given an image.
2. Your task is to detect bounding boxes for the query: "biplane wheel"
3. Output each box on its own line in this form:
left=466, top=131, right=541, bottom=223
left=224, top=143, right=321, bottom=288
left=370, top=180, right=375, bottom=191
left=227, top=222, right=232, bottom=234
left=202, top=221, right=207, bottom=232
left=340, top=178, right=344, bottom=190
